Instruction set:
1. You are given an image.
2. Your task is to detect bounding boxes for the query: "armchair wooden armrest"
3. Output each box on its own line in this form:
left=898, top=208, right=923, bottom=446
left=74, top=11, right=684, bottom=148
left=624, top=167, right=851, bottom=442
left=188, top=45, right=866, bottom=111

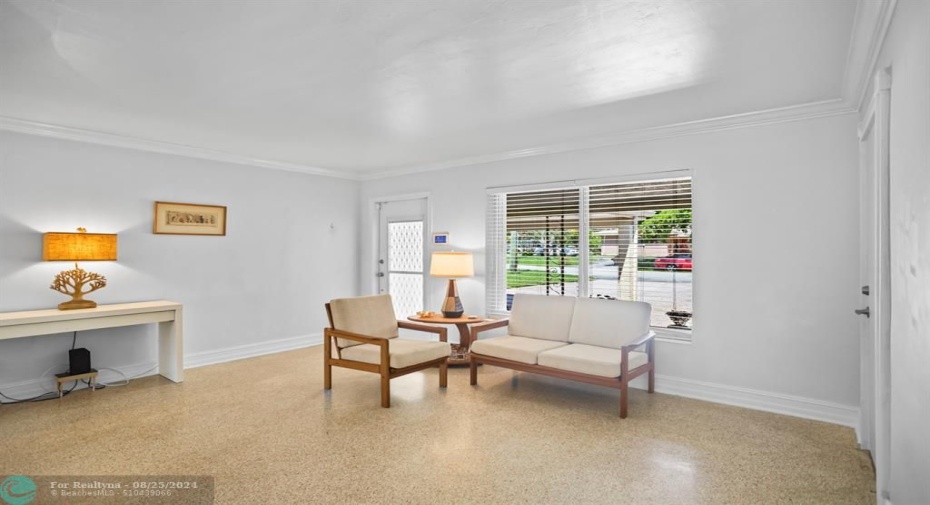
left=621, top=331, right=656, bottom=352
left=471, top=318, right=509, bottom=341
left=620, top=331, right=656, bottom=398
left=324, top=327, right=390, bottom=347
left=397, top=321, right=448, bottom=342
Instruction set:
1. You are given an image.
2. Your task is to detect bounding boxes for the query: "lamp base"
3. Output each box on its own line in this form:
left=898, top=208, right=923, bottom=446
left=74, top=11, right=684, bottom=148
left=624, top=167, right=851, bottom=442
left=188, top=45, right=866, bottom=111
left=440, top=279, right=464, bottom=318
left=58, top=299, right=97, bottom=310
left=50, top=262, right=107, bottom=311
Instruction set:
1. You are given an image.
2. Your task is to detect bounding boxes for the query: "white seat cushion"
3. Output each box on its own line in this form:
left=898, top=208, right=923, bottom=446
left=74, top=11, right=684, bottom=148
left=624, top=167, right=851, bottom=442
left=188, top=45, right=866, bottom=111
left=340, top=339, right=450, bottom=369
left=509, top=294, right=577, bottom=342
left=537, top=343, right=649, bottom=378
left=470, top=335, right=569, bottom=364
left=568, top=297, right=652, bottom=349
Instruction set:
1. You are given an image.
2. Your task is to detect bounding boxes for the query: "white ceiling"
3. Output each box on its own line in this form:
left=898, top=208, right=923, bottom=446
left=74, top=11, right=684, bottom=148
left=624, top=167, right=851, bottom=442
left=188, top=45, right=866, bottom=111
left=0, top=0, right=858, bottom=177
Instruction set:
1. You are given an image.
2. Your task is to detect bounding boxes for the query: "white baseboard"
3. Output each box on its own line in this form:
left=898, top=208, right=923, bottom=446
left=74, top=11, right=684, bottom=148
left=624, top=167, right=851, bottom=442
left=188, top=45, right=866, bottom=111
left=184, top=333, right=321, bottom=369
left=4, top=335, right=858, bottom=430
left=0, top=334, right=321, bottom=402
left=650, top=374, right=859, bottom=428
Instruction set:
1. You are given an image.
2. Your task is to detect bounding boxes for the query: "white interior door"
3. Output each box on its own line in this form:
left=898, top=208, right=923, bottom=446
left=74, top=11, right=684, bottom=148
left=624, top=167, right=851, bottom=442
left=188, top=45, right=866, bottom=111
left=858, top=69, right=892, bottom=502
left=377, top=197, right=428, bottom=318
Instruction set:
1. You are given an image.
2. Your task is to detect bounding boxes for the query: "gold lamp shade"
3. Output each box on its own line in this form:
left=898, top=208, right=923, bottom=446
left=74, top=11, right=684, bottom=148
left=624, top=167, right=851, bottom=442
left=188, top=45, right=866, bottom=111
left=430, top=252, right=474, bottom=318
left=429, top=251, right=474, bottom=278
left=43, top=232, right=118, bottom=261
left=43, top=230, right=118, bottom=310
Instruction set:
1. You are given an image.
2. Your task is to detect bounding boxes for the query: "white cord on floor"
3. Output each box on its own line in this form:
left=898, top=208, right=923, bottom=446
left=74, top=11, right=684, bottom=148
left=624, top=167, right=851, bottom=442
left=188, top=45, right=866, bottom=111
left=98, top=364, right=158, bottom=387
left=8, top=363, right=159, bottom=398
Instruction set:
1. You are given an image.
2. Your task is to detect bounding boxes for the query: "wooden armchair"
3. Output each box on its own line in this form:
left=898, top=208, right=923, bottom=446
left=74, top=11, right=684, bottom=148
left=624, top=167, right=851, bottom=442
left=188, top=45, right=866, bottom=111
left=324, top=294, right=451, bottom=408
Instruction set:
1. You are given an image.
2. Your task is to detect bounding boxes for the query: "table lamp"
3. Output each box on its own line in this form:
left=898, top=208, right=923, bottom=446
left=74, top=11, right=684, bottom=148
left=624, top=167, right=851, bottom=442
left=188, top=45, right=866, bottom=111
left=43, top=228, right=118, bottom=310
left=430, top=251, right=474, bottom=318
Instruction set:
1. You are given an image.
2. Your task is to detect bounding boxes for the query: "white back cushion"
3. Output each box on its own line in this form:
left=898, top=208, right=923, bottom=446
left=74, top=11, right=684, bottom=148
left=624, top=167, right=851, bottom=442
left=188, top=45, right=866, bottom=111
left=508, top=294, right=576, bottom=342
left=568, top=298, right=651, bottom=349
left=329, top=294, right=398, bottom=347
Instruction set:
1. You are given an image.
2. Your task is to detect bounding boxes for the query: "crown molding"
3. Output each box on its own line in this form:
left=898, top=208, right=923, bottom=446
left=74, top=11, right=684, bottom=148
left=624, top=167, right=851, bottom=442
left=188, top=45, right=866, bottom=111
left=842, top=0, right=897, bottom=111
left=0, top=116, right=360, bottom=180
left=1, top=98, right=856, bottom=184
left=363, top=98, right=856, bottom=181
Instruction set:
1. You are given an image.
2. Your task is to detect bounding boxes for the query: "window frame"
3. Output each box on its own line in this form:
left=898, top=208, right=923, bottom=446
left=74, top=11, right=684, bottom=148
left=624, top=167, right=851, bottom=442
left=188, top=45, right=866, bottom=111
left=486, top=170, right=693, bottom=342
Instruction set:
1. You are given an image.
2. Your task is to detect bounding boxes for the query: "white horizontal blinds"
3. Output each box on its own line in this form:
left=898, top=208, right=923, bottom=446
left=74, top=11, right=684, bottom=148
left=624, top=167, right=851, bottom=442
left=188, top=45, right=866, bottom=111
left=485, top=194, right=508, bottom=315
left=505, top=188, right=581, bottom=302
left=587, top=177, right=692, bottom=329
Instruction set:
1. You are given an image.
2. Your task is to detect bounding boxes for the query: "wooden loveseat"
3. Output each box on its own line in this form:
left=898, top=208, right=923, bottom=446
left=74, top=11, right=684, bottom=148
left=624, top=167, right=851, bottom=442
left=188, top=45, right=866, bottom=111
left=469, top=294, right=655, bottom=418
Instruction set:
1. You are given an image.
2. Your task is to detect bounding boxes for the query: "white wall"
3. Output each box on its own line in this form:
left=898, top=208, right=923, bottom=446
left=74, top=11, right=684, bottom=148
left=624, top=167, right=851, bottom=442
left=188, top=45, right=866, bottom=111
left=360, top=113, right=862, bottom=420
left=0, top=132, right=359, bottom=395
left=874, top=1, right=930, bottom=502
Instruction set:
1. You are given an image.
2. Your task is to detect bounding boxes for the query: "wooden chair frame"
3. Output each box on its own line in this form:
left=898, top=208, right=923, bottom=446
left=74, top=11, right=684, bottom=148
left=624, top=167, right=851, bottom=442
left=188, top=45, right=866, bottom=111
left=468, top=319, right=655, bottom=418
left=324, top=303, right=449, bottom=408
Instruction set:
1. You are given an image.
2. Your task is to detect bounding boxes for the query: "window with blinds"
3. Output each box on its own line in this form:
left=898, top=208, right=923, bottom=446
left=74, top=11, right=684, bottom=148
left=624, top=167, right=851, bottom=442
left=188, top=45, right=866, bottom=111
left=486, top=175, right=693, bottom=332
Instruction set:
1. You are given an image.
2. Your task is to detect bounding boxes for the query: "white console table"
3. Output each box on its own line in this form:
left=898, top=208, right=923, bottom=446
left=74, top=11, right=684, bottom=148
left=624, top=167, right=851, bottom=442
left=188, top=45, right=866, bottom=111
left=0, top=301, right=184, bottom=383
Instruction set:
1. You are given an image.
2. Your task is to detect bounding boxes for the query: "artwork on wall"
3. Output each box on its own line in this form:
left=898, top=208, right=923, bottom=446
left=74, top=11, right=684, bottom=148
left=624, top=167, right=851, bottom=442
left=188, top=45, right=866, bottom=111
left=153, top=201, right=227, bottom=236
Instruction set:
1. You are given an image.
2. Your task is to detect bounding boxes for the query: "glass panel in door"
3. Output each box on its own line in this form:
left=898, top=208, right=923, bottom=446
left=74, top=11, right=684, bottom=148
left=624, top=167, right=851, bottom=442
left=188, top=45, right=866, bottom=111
left=387, top=220, right=424, bottom=317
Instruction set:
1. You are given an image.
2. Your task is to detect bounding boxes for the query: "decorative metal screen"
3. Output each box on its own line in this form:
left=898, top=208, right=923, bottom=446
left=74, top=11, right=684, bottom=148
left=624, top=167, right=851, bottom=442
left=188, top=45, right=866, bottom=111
left=387, top=221, right=424, bottom=317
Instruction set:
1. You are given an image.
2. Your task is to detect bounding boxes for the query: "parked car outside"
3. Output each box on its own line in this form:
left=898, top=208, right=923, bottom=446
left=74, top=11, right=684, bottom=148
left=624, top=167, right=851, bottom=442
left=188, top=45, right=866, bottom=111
left=654, top=253, right=692, bottom=271
left=534, top=246, right=579, bottom=256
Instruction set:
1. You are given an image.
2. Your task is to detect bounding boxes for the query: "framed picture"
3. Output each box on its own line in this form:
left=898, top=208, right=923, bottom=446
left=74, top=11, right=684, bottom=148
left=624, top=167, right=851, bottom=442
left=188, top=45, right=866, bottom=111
left=153, top=201, right=227, bottom=236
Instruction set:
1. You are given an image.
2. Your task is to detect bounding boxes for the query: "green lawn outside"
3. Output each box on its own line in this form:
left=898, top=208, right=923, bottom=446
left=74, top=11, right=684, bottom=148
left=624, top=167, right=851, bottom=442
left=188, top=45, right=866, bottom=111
left=507, top=270, right=579, bottom=288
left=505, top=256, right=678, bottom=289
left=510, top=255, right=580, bottom=266
left=510, top=254, right=612, bottom=266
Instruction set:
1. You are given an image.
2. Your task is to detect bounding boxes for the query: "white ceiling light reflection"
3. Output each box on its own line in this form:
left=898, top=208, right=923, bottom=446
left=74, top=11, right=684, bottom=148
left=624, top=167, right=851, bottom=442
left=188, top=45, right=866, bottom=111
left=566, top=0, right=715, bottom=106
left=377, top=0, right=716, bottom=137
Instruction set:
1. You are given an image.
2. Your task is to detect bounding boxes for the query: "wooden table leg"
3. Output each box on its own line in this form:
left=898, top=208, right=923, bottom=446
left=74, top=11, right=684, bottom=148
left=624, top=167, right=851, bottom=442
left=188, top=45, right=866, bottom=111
left=447, top=323, right=473, bottom=366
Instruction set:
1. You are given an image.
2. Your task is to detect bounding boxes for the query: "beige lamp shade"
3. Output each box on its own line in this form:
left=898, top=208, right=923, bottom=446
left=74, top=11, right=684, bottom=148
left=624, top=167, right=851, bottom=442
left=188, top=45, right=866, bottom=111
left=43, top=232, right=118, bottom=261
left=430, top=251, right=474, bottom=278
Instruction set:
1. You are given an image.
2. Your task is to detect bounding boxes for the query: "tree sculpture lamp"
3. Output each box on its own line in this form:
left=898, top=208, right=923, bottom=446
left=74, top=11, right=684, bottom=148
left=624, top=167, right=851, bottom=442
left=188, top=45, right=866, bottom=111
left=43, top=228, right=118, bottom=310
left=430, top=251, right=474, bottom=318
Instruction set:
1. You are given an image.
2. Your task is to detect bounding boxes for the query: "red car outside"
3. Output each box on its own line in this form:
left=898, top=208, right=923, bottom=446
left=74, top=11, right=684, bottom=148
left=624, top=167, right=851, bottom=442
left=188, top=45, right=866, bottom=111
left=653, top=253, right=692, bottom=271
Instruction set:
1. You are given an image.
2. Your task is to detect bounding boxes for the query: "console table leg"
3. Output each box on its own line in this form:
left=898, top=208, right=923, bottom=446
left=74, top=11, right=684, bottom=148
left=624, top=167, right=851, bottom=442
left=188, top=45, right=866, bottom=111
left=158, top=308, right=184, bottom=383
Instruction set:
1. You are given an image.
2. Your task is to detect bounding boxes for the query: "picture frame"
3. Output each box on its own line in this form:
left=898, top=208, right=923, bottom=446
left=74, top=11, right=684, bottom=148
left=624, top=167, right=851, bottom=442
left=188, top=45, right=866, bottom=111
left=153, top=201, right=227, bottom=236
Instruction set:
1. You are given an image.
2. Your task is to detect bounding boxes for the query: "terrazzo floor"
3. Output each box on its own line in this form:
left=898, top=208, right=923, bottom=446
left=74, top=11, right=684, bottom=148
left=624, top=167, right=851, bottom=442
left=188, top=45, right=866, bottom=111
left=1, top=346, right=874, bottom=504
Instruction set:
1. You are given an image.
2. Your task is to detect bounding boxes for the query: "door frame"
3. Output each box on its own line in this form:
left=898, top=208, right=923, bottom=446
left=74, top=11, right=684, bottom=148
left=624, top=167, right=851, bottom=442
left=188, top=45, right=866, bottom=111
left=368, top=192, right=432, bottom=298
left=857, top=68, right=892, bottom=502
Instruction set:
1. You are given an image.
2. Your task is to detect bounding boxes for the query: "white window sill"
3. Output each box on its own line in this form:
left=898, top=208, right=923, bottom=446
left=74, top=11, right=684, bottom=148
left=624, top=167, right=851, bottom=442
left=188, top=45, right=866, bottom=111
left=653, top=326, right=692, bottom=344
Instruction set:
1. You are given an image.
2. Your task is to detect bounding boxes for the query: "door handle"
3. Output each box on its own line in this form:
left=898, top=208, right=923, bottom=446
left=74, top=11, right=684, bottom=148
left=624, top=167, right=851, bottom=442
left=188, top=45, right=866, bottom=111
left=861, top=285, right=870, bottom=296
left=377, top=272, right=385, bottom=278
left=855, top=307, right=870, bottom=317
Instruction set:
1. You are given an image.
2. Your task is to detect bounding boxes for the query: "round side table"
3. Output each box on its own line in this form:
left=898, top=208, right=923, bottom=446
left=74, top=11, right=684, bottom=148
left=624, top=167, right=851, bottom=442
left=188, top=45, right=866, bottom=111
left=407, top=315, right=486, bottom=366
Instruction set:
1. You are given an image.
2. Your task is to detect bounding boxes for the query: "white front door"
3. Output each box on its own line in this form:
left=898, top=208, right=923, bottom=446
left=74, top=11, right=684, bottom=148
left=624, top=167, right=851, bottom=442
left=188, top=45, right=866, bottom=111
left=376, top=197, right=428, bottom=318
left=858, top=68, right=892, bottom=502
